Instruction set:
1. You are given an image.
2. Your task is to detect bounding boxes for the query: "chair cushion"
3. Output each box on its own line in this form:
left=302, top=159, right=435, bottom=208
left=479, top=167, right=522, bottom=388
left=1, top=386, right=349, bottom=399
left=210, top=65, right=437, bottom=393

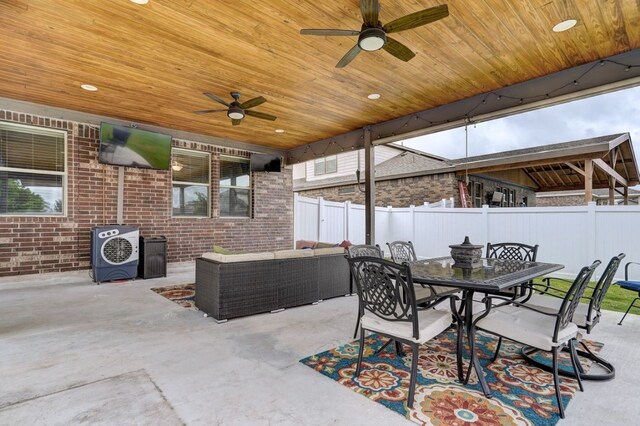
left=361, top=309, right=452, bottom=344
left=525, top=294, right=593, bottom=328
left=474, top=305, right=578, bottom=351
left=618, top=280, right=640, bottom=292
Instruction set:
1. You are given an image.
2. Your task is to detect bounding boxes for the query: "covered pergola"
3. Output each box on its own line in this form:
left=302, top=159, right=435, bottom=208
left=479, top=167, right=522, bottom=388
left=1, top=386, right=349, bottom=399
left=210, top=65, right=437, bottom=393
left=451, top=133, right=640, bottom=205
left=2, top=1, right=640, bottom=243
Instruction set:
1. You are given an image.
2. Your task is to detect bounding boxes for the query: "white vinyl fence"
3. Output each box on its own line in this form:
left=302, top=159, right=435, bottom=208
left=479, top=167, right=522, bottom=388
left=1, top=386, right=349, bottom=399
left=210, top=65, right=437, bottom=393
left=294, top=194, right=640, bottom=279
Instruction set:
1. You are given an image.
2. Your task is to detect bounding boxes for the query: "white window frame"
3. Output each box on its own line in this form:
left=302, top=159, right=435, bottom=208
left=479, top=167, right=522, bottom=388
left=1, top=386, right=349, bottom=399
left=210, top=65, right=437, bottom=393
left=314, top=155, right=338, bottom=176
left=171, top=148, right=211, bottom=218
left=0, top=122, right=67, bottom=217
left=219, top=155, right=251, bottom=219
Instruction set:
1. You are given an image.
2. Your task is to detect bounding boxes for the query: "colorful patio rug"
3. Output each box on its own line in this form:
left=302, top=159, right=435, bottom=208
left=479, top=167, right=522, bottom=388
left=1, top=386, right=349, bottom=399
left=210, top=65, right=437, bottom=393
left=151, top=283, right=195, bottom=308
left=300, top=329, right=602, bottom=426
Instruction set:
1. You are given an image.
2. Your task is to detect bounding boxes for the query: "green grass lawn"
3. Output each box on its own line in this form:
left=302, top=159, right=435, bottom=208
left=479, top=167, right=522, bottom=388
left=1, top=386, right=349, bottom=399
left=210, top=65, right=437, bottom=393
left=532, top=277, right=637, bottom=314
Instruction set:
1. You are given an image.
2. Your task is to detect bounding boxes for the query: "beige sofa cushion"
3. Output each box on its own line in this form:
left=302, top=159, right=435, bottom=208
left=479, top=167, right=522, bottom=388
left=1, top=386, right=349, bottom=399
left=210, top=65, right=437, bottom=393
left=313, top=247, right=345, bottom=256
left=202, top=252, right=275, bottom=263
left=273, top=249, right=315, bottom=259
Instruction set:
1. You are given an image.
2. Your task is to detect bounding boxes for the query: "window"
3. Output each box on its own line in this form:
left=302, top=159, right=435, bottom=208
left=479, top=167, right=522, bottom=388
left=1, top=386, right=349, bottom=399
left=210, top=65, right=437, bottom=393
left=0, top=122, right=66, bottom=216
left=314, top=155, right=337, bottom=175
left=172, top=149, right=210, bottom=217
left=338, top=185, right=356, bottom=195
left=508, top=189, right=516, bottom=207
left=220, top=156, right=250, bottom=218
left=470, top=181, right=483, bottom=207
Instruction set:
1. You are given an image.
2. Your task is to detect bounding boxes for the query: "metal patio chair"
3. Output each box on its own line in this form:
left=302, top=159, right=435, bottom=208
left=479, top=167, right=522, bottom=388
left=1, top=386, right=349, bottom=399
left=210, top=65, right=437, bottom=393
left=346, top=244, right=384, bottom=338
left=472, top=260, right=601, bottom=419
left=524, top=253, right=625, bottom=380
left=387, top=240, right=418, bottom=263
left=616, top=261, right=640, bottom=325
left=347, top=256, right=461, bottom=409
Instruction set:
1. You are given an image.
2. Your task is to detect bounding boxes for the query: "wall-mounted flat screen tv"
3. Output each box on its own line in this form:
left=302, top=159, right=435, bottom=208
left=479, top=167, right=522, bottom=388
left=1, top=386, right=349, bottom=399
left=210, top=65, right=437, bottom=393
left=99, top=122, right=172, bottom=170
left=250, top=153, right=282, bottom=172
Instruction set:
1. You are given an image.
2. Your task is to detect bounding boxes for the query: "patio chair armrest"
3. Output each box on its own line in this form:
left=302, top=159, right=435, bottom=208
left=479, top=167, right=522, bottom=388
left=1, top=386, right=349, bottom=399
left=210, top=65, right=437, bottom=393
left=625, top=262, right=640, bottom=280
left=417, top=292, right=460, bottom=311
left=535, top=277, right=572, bottom=295
left=531, top=283, right=567, bottom=297
left=481, top=294, right=560, bottom=317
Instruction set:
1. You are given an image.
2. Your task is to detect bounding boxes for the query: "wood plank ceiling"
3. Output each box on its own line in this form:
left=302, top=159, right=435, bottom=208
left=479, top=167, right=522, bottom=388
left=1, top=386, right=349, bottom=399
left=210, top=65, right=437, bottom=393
left=0, top=0, right=639, bottom=152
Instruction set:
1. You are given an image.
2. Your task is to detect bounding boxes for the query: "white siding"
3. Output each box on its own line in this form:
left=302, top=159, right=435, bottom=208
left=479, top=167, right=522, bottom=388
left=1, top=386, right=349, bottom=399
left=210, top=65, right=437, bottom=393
left=304, top=146, right=404, bottom=182
left=292, top=163, right=306, bottom=180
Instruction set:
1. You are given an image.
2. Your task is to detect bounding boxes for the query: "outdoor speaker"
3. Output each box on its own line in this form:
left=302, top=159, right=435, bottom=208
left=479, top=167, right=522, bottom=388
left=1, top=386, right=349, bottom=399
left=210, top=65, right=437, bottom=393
left=90, top=225, right=139, bottom=284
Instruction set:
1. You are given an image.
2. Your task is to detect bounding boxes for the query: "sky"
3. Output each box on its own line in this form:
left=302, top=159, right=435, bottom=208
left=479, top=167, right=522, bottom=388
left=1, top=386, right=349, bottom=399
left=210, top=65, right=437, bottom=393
left=398, top=85, right=640, bottom=165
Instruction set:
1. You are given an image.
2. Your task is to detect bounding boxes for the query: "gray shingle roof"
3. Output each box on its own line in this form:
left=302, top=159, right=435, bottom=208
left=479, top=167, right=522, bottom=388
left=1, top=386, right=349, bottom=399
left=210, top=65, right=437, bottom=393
left=448, top=133, right=628, bottom=165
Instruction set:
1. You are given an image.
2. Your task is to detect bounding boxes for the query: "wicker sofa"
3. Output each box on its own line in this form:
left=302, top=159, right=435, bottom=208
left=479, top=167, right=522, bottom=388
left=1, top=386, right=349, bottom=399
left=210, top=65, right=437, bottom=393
left=195, top=247, right=351, bottom=321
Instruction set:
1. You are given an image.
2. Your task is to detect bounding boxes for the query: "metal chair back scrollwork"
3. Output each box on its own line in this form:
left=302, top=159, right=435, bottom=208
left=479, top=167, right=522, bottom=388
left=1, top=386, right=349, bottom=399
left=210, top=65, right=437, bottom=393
left=486, top=242, right=539, bottom=298
left=556, top=261, right=601, bottom=338
left=486, top=242, right=538, bottom=261
left=387, top=241, right=417, bottom=263
left=588, top=253, right=625, bottom=329
left=347, top=244, right=384, bottom=259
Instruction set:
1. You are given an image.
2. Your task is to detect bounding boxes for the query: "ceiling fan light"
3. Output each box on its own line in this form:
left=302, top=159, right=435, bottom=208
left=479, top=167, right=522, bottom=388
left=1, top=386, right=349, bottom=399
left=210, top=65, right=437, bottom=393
left=227, top=107, right=245, bottom=120
left=358, top=28, right=386, bottom=51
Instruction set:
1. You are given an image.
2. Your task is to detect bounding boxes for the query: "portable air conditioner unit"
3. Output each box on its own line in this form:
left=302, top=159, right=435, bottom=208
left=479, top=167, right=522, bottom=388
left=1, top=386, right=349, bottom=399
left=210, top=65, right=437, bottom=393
left=91, top=226, right=139, bottom=283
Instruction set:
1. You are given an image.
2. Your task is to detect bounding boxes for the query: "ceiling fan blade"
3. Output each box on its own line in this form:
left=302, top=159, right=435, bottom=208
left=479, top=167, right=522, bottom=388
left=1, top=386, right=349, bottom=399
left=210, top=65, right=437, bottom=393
left=383, top=37, right=416, bottom=62
left=204, top=92, right=230, bottom=106
left=240, top=96, right=267, bottom=109
left=383, top=4, right=449, bottom=34
left=336, top=44, right=362, bottom=68
left=193, top=109, right=227, bottom=114
left=300, top=29, right=360, bottom=36
left=360, top=0, right=380, bottom=26
left=245, top=110, right=277, bottom=121
left=232, top=119, right=242, bottom=126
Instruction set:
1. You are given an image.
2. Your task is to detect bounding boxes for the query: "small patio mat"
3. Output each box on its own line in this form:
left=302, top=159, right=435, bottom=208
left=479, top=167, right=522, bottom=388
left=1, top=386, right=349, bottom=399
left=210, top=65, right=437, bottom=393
left=151, top=283, right=195, bottom=308
left=300, top=329, right=603, bottom=426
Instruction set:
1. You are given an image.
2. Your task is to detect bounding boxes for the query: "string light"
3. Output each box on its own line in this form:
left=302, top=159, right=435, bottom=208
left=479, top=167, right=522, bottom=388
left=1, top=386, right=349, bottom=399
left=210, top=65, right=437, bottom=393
left=288, top=59, right=639, bottom=163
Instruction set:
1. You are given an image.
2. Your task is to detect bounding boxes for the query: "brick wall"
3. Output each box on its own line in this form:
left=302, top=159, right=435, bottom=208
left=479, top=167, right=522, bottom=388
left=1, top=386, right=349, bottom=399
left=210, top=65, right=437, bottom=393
left=298, top=173, right=459, bottom=206
left=536, top=195, right=585, bottom=207
left=0, top=110, right=293, bottom=277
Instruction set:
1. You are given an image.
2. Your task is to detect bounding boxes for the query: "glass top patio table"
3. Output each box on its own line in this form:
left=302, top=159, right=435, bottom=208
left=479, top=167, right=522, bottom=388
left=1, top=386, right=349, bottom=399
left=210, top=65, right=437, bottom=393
left=409, top=257, right=564, bottom=292
left=408, top=256, right=564, bottom=398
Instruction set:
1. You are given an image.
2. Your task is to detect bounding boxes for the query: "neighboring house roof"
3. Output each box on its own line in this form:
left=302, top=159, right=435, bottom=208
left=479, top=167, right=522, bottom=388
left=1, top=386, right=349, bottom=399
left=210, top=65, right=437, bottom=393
left=294, top=133, right=640, bottom=194
left=449, top=133, right=639, bottom=193
left=448, top=133, right=629, bottom=165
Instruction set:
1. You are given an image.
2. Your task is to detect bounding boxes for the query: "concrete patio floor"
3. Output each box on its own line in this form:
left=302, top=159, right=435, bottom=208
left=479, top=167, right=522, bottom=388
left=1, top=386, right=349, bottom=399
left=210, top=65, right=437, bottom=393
left=1, top=262, right=639, bottom=425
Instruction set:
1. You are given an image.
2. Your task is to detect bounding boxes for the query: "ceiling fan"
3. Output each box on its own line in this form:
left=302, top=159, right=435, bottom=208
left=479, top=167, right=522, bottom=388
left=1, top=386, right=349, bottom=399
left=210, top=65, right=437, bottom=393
left=300, top=1, right=448, bottom=68
left=194, top=92, right=277, bottom=125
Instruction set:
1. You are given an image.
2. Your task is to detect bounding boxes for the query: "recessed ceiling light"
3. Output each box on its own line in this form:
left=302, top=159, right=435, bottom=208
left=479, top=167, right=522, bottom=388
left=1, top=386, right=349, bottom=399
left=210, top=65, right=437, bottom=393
left=552, top=19, right=577, bottom=32
left=367, top=93, right=381, bottom=100
left=275, top=129, right=285, bottom=133
left=80, top=84, right=98, bottom=92
left=130, top=0, right=149, bottom=4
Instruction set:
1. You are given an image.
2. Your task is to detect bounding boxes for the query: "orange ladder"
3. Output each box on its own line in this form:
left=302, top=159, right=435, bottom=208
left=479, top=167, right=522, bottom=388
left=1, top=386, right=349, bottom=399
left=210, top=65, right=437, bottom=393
left=458, top=180, right=472, bottom=208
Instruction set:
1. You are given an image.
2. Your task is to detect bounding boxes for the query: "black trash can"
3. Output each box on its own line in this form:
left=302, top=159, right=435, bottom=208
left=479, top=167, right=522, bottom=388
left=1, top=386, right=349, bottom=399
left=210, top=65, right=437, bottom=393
left=138, top=236, right=167, bottom=279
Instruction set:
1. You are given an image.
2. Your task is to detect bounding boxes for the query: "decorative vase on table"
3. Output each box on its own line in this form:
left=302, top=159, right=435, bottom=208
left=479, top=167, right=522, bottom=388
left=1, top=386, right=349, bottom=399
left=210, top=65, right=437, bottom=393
left=449, top=236, right=483, bottom=269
